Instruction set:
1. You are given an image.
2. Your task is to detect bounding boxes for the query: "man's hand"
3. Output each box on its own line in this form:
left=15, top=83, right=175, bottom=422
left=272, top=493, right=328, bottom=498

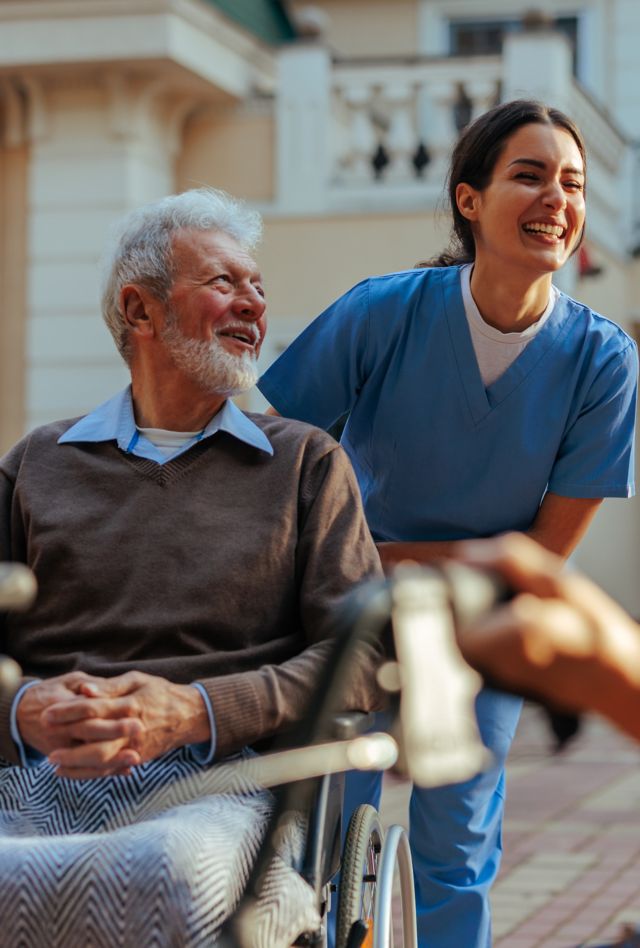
left=17, top=671, right=143, bottom=775
left=454, top=533, right=640, bottom=740
left=43, top=671, right=210, bottom=779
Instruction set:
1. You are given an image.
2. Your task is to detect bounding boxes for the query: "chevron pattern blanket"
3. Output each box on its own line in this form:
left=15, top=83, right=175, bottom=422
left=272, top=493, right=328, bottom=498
left=0, top=748, right=320, bottom=947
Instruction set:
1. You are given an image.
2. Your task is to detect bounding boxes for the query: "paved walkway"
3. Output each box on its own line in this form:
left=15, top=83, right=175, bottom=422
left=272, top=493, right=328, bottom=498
left=380, top=704, right=640, bottom=947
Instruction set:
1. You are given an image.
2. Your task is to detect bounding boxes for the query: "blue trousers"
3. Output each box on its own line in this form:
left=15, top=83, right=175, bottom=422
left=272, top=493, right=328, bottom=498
left=336, top=688, right=522, bottom=948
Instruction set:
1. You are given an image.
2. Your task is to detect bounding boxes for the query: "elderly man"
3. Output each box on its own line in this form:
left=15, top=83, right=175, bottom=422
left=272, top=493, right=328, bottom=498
left=0, top=188, right=383, bottom=947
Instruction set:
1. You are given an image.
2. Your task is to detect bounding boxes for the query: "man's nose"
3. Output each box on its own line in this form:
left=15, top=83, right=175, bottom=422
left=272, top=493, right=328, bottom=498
left=233, top=284, right=266, bottom=320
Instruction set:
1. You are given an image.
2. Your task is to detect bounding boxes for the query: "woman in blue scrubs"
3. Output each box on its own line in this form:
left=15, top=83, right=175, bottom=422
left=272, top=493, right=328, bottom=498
left=258, top=99, right=638, bottom=947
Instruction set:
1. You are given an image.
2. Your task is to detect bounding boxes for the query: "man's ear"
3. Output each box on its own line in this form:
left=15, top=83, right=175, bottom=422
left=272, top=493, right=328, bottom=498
left=120, top=285, right=157, bottom=339
left=456, top=182, right=481, bottom=222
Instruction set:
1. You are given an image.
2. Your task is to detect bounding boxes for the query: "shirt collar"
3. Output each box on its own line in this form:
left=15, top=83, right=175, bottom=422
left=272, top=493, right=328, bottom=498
left=58, top=386, right=273, bottom=460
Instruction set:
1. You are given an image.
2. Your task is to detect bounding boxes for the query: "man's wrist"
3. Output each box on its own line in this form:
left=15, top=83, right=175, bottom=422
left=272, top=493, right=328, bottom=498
left=188, top=683, right=217, bottom=764
left=176, top=685, right=210, bottom=744
left=11, top=680, right=45, bottom=767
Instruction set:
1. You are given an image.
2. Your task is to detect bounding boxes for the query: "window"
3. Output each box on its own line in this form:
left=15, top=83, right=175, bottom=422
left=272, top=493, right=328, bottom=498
left=449, top=16, right=579, bottom=73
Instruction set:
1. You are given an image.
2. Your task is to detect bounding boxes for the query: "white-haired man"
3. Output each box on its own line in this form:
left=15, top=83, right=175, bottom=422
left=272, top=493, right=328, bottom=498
left=0, top=188, right=383, bottom=947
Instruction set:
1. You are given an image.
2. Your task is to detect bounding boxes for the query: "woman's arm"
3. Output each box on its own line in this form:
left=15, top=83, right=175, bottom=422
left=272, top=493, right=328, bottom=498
left=376, top=492, right=602, bottom=572
left=376, top=540, right=460, bottom=571
left=525, top=491, right=602, bottom=558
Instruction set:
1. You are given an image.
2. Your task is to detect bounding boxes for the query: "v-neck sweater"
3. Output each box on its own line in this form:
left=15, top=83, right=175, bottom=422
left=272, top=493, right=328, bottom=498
left=0, top=413, right=383, bottom=763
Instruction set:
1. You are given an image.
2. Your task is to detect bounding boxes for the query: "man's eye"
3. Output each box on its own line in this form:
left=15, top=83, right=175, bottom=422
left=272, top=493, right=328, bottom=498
left=212, top=275, right=232, bottom=284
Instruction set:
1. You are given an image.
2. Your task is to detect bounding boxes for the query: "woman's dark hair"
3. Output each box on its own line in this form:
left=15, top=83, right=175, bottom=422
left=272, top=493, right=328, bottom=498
left=422, top=99, right=587, bottom=267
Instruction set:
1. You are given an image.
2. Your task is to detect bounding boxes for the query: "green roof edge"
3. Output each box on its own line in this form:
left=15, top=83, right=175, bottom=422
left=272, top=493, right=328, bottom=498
left=206, top=0, right=297, bottom=44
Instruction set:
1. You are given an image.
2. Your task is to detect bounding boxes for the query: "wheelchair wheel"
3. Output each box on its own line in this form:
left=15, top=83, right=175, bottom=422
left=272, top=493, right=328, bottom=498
left=336, top=804, right=384, bottom=948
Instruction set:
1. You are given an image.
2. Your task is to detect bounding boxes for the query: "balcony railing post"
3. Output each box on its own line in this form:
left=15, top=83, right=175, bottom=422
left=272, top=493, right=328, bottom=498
left=502, top=28, right=573, bottom=112
left=276, top=44, right=331, bottom=212
left=340, top=83, right=378, bottom=182
left=466, top=79, right=499, bottom=123
left=428, top=80, right=460, bottom=178
left=384, top=81, right=416, bottom=181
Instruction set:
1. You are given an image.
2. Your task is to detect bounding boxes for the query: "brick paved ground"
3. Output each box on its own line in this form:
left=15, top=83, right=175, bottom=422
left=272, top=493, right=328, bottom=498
left=379, top=704, right=640, bottom=947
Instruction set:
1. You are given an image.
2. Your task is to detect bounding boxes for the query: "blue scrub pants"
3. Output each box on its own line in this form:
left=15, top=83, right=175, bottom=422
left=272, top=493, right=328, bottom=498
left=336, top=688, right=522, bottom=948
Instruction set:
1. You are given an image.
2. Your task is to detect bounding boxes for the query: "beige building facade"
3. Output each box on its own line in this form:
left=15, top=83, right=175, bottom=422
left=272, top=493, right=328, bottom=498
left=1, top=0, right=639, bottom=609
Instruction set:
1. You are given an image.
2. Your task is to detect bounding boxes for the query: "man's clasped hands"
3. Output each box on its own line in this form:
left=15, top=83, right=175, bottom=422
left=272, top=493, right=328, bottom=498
left=16, top=671, right=209, bottom=780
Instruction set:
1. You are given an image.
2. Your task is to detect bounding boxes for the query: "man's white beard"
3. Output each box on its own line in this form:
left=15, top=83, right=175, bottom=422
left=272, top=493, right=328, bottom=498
left=161, top=319, right=259, bottom=397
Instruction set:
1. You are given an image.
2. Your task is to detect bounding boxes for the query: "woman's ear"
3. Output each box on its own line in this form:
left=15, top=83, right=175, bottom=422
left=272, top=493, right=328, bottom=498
left=456, top=182, right=481, bottom=222
left=120, top=285, right=156, bottom=339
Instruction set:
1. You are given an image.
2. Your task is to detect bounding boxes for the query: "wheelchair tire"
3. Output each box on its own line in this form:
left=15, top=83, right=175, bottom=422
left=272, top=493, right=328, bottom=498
left=336, top=804, right=384, bottom=948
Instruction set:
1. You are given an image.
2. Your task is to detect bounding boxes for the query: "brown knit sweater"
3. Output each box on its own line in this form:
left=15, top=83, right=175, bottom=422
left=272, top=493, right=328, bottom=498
left=0, top=412, right=384, bottom=763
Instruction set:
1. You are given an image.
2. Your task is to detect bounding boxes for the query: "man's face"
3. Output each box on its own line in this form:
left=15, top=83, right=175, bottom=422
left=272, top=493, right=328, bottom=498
left=159, top=228, right=267, bottom=396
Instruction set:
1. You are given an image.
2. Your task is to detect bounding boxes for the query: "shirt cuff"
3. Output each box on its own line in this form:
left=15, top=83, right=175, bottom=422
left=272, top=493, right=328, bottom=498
left=189, top=682, right=217, bottom=764
left=10, top=680, right=46, bottom=768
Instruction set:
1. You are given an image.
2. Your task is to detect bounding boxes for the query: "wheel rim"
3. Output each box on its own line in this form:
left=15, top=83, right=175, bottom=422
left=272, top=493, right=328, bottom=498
left=360, top=841, right=379, bottom=935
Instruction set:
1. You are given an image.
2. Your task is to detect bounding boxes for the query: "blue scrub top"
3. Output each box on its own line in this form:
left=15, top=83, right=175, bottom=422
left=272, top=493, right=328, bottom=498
left=259, top=266, right=637, bottom=542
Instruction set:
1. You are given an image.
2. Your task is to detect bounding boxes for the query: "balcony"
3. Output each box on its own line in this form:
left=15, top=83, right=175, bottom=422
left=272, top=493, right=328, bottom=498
left=273, top=30, right=636, bottom=262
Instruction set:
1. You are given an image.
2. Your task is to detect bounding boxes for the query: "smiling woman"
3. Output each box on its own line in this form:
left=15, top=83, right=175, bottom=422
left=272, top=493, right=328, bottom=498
left=449, top=119, right=586, bottom=332
left=258, top=99, right=638, bottom=948
left=460, top=124, right=585, bottom=318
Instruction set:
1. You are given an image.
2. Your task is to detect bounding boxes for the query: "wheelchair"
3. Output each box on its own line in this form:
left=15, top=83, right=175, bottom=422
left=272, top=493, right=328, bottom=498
left=224, top=563, right=501, bottom=948
left=0, top=560, right=501, bottom=948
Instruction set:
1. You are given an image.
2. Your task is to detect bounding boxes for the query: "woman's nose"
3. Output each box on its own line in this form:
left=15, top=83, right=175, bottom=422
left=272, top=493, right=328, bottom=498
left=542, top=180, right=567, bottom=209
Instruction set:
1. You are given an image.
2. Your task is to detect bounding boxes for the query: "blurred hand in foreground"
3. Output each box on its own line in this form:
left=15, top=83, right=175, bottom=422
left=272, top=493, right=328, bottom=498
left=454, top=533, right=640, bottom=742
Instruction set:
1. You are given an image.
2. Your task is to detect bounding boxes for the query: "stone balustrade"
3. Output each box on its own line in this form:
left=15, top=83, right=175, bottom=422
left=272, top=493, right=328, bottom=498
left=568, top=84, right=633, bottom=258
left=330, top=56, right=501, bottom=189
left=275, top=39, right=637, bottom=259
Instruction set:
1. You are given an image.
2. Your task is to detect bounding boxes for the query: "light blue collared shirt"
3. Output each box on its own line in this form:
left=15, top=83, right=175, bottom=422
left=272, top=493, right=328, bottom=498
left=12, top=387, right=273, bottom=768
left=58, top=386, right=273, bottom=463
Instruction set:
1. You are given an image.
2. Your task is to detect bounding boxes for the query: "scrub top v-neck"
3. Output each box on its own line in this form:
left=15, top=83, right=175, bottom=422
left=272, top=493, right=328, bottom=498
left=442, top=266, right=570, bottom=422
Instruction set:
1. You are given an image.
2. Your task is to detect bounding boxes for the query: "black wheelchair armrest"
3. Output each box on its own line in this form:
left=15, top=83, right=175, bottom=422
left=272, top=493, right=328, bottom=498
left=329, top=711, right=376, bottom=742
left=299, top=712, right=377, bottom=898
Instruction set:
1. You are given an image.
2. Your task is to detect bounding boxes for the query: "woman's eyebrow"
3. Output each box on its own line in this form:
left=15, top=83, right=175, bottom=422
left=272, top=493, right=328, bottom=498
left=508, top=157, right=585, bottom=176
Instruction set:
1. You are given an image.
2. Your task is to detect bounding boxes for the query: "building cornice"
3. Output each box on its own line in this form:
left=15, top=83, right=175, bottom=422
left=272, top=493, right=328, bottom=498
left=0, top=0, right=277, bottom=98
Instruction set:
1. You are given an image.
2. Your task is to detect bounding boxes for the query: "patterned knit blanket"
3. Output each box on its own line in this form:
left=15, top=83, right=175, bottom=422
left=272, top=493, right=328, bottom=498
left=0, top=748, right=320, bottom=947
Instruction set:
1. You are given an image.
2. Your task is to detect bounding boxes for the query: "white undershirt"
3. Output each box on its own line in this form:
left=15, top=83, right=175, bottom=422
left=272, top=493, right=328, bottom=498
left=460, top=264, right=559, bottom=386
left=138, top=427, right=203, bottom=459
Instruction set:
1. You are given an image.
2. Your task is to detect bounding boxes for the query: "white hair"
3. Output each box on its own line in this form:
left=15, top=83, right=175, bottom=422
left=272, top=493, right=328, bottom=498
left=100, top=188, right=263, bottom=363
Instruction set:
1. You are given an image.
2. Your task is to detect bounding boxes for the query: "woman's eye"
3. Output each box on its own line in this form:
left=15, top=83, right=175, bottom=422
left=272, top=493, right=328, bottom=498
left=564, top=181, right=584, bottom=192
left=515, top=172, right=539, bottom=182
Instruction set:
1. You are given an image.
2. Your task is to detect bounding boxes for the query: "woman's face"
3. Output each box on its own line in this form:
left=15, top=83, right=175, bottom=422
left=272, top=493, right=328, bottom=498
left=457, top=122, right=586, bottom=277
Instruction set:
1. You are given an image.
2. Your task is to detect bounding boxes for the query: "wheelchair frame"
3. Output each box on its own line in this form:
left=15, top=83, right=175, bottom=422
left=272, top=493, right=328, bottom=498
left=293, top=751, right=417, bottom=948
left=223, top=579, right=421, bottom=948
left=223, top=563, right=513, bottom=947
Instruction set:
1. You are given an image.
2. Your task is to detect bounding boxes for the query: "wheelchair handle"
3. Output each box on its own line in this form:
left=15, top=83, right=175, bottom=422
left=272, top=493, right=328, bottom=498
left=438, top=560, right=580, bottom=749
